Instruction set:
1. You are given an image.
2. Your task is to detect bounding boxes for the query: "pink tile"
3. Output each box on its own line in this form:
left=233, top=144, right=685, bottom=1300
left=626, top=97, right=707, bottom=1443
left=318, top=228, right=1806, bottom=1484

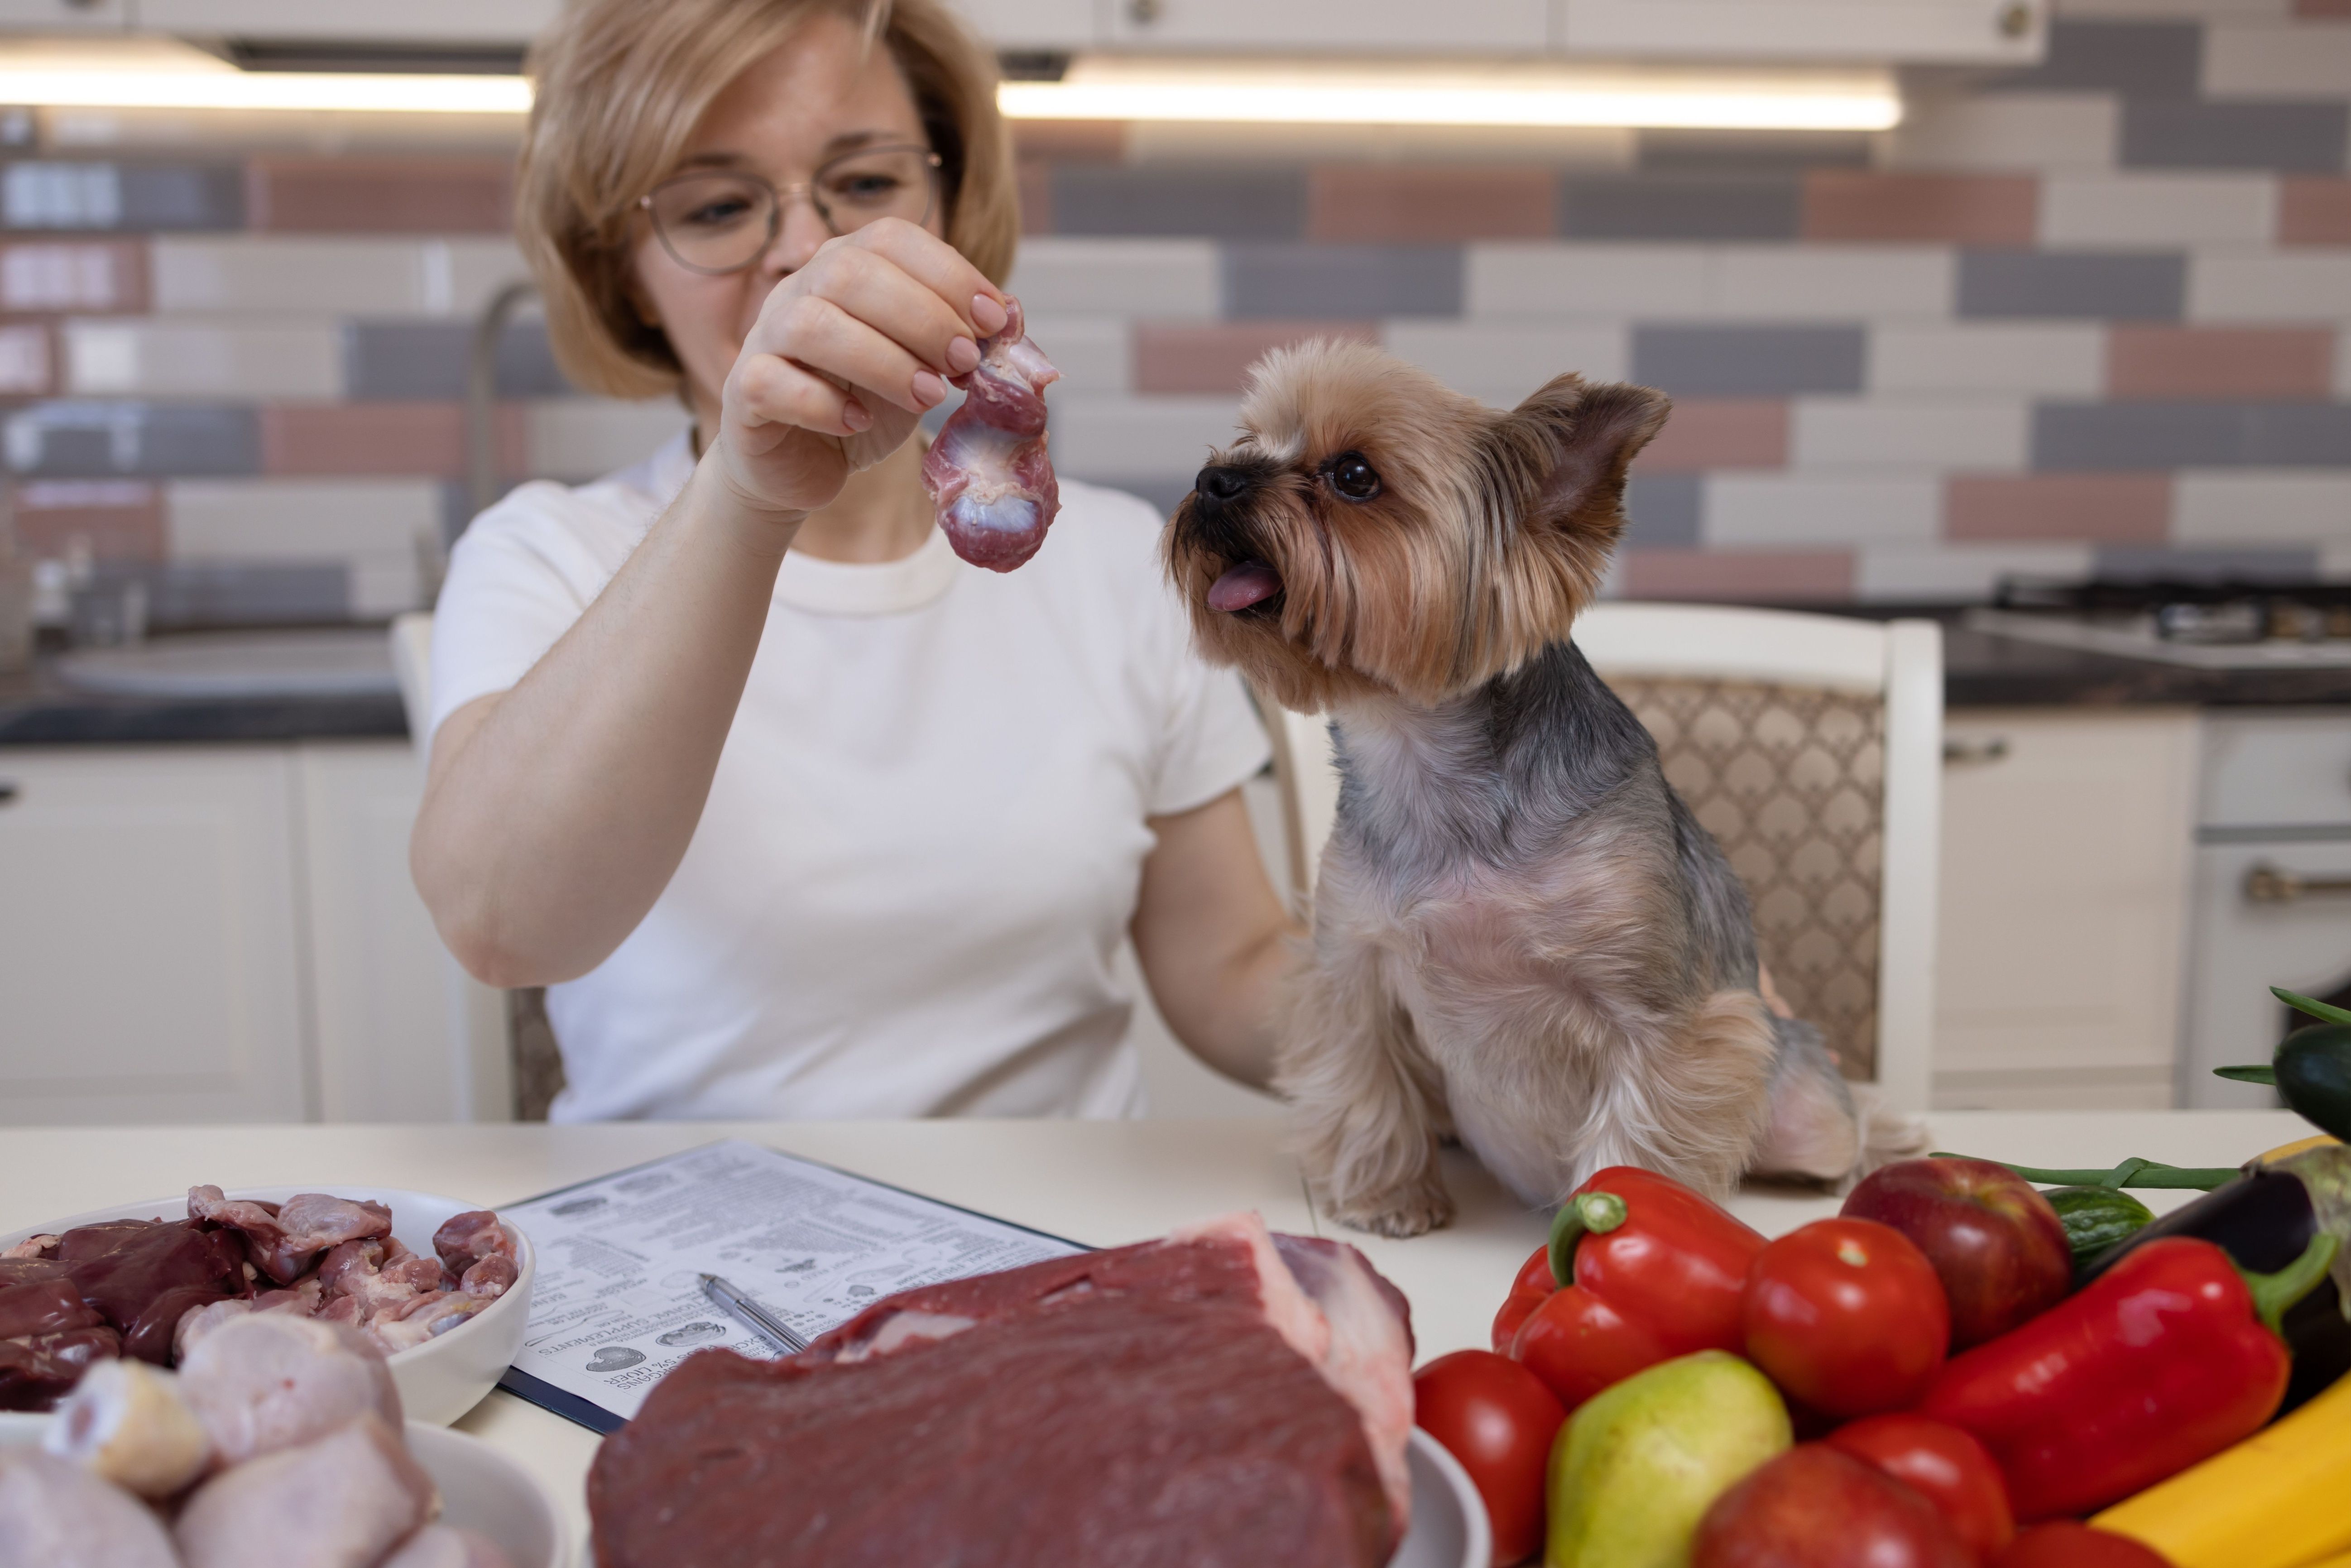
left=1011, top=121, right=1126, bottom=162
left=259, top=402, right=525, bottom=477
left=1307, top=166, right=1555, bottom=243
left=0, top=241, right=146, bottom=315
left=0, top=322, right=49, bottom=395
left=1134, top=321, right=1379, bottom=395
left=2280, top=178, right=2351, bottom=245
left=2293, top=0, right=2351, bottom=15
left=14, top=480, right=163, bottom=561
left=2106, top=326, right=2336, bottom=400
left=1802, top=172, right=2039, bottom=245
left=1017, top=158, right=1052, bottom=236
left=247, top=157, right=514, bottom=233
left=1635, top=400, right=1787, bottom=471
left=1621, top=549, right=1854, bottom=602
left=1945, top=474, right=2171, bottom=543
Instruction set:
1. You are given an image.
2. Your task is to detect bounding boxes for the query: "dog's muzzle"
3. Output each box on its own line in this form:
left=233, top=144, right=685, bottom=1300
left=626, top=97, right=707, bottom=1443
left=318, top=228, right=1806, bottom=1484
left=1183, top=463, right=1286, bottom=614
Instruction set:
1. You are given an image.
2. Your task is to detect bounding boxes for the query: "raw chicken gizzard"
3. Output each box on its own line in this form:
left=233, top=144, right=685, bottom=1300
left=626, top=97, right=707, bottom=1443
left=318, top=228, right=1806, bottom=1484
left=921, top=299, right=1061, bottom=572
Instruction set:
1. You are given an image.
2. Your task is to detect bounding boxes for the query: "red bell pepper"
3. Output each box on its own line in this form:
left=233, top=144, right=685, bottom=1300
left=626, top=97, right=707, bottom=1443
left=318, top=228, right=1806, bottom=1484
left=1919, top=1232, right=2336, bottom=1521
left=1506, top=1165, right=1766, bottom=1409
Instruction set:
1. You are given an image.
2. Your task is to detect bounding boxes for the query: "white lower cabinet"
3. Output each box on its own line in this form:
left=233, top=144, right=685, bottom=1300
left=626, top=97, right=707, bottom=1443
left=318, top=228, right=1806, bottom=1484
left=1931, top=708, right=2201, bottom=1111
left=0, top=738, right=496, bottom=1126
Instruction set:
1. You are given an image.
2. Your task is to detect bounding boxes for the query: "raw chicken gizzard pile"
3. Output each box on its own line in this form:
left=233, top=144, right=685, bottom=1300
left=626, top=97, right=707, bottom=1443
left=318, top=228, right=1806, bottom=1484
left=921, top=299, right=1062, bottom=572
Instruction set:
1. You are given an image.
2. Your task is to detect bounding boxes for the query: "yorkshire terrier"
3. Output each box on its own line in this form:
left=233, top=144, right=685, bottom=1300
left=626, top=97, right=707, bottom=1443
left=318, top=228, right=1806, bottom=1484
left=1166, top=340, right=1905, bottom=1237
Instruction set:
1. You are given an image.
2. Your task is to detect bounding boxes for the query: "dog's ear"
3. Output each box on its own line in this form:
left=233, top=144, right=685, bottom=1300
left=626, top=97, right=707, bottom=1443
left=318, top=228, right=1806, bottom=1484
left=1491, top=376, right=1672, bottom=541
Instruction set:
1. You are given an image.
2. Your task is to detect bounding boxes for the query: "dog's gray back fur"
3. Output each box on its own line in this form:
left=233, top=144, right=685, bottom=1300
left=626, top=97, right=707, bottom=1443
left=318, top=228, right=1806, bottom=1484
left=1317, top=637, right=1851, bottom=1205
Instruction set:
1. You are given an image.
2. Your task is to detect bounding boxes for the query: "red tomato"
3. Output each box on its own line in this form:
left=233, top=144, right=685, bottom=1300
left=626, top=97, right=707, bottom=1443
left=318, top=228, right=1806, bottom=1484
left=1412, top=1350, right=1568, bottom=1568
left=1828, top=1413, right=2015, bottom=1562
left=1743, top=1218, right=1951, bottom=1419
left=1508, top=1282, right=1671, bottom=1411
left=1492, top=1243, right=1554, bottom=1353
left=1996, top=1521, right=2175, bottom=1568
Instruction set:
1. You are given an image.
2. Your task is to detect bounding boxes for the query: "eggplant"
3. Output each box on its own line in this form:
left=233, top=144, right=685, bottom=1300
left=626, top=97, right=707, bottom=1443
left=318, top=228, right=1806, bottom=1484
left=2081, top=1143, right=2351, bottom=1415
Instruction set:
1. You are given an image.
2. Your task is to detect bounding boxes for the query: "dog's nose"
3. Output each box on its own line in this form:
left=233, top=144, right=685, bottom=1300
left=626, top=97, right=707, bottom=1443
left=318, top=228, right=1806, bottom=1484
left=1195, top=464, right=1254, bottom=504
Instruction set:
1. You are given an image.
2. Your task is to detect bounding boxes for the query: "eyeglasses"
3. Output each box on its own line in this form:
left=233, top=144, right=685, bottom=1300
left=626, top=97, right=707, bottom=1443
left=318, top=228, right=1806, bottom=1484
left=639, top=144, right=944, bottom=276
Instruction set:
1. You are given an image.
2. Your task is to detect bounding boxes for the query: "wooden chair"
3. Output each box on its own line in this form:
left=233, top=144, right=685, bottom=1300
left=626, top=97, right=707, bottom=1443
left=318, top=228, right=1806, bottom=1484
left=389, top=611, right=561, bottom=1122
left=1261, top=604, right=1943, bottom=1114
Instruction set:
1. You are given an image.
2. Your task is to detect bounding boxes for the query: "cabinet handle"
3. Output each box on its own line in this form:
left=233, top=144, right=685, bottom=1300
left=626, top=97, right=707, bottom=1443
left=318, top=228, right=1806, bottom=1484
left=1943, top=737, right=2010, bottom=765
left=0, top=781, right=15, bottom=806
left=2244, top=864, right=2351, bottom=905
left=1128, top=0, right=1162, bottom=23
left=1997, top=1, right=2033, bottom=38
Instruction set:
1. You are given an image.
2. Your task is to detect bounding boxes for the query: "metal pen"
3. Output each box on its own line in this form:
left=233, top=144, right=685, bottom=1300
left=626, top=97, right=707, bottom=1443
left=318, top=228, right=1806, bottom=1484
left=700, top=1272, right=810, bottom=1355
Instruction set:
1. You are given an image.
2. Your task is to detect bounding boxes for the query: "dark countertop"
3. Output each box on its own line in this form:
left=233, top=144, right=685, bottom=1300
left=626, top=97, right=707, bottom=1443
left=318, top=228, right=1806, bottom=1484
left=3, top=622, right=2348, bottom=746
left=0, top=660, right=407, bottom=746
left=1942, top=625, right=2351, bottom=708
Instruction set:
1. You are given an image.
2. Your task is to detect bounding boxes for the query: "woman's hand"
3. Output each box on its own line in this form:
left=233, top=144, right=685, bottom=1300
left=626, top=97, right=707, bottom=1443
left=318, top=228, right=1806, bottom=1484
left=710, top=217, right=1009, bottom=522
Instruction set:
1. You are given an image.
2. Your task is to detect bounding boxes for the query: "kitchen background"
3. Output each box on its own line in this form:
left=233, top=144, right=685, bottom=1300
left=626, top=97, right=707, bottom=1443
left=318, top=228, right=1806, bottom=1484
left=2, top=0, right=2349, bottom=1131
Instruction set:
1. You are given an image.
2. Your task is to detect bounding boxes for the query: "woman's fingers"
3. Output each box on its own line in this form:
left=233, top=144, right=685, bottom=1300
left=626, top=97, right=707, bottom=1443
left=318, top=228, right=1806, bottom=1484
left=759, top=293, right=938, bottom=416
left=729, top=350, right=869, bottom=441
left=847, top=217, right=1005, bottom=337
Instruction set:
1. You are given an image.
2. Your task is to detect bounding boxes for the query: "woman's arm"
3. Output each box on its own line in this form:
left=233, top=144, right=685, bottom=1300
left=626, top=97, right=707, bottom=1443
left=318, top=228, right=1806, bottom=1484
left=413, top=221, right=1004, bottom=987
left=1129, top=788, right=1304, bottom=1092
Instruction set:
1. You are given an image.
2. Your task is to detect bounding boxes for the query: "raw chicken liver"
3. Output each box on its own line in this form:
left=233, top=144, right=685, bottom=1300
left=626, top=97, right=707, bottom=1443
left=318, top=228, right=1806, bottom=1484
left=920, top=299, right=1061, bottom=572
left=588, top=1214, right=1412, bottom=1568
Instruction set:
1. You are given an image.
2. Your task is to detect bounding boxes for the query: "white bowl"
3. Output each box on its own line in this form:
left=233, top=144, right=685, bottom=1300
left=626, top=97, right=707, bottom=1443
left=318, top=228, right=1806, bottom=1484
left=0, top=1186, right=534, bottom=1427
left=1394, top=1428, right=1493, bottom=1568
left=0, top=1414, right=567, bottom=1568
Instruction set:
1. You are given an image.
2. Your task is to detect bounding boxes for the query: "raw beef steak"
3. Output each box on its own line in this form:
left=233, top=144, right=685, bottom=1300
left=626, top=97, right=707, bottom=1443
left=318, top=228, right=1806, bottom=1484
left=587, top=1213, right=1414, bottom=1568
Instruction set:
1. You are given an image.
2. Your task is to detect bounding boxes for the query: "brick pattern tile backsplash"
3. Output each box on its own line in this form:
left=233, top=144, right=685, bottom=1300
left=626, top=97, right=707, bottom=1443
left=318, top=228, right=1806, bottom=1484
left=0, top=0, right=2346, bottom=614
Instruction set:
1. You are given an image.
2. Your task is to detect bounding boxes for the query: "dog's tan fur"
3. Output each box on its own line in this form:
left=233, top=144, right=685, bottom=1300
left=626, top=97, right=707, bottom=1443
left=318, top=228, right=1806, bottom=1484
left=1166, top=340, right=1901, bottom=1235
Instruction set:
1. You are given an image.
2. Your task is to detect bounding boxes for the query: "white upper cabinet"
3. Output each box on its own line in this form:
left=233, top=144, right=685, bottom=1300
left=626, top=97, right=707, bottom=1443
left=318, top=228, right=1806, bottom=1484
left=0, top=0, right=129, bottom=32
left=954, top=0, right=1095, bottom=50
left=1554, top=0, right=2044, bottom=65
left=128, top=0, right=559, bottom=43
left=1104, top=0, right=1550, bottom=53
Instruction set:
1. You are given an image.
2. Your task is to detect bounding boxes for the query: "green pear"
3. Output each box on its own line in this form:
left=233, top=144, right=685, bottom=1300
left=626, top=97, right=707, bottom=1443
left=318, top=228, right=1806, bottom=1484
left=1545, top=1349, right=1791, bottom=1568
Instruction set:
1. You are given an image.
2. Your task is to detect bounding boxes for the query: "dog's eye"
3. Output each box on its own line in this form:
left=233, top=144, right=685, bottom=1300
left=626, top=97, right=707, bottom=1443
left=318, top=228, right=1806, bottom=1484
left=1325, top=452, right=1382, bottom=503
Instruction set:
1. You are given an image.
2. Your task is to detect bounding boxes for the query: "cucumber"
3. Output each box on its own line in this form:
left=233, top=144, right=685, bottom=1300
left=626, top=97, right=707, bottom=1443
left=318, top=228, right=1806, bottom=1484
left=2044, top=1184, right=2157, bottom=1269
left=2277, top=1024, right=2351, bottom=1143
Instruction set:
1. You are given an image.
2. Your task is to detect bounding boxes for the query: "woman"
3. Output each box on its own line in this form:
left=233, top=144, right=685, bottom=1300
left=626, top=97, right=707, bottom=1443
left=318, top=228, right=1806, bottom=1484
left=412, top=0, right=1297, bottom=1122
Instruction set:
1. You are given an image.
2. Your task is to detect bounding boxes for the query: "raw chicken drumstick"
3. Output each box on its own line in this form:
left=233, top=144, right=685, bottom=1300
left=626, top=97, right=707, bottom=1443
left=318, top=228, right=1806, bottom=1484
left=920, top=298, right=1061, bottom=572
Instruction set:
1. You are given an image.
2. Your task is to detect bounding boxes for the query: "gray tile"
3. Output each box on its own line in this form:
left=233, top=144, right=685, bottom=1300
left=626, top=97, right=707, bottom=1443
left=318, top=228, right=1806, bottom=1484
left=1958, top=250, right=2185, bottom=320
left=119, top=166, right=245, bottom=230
left=2123, top=100, right=2351, bottom=173
left=1630, top=326, right=1866, bottom=397
left=2092, top=545, right=2317, bottom=583
left=2030, top=402, right=2351, bottom=470
left=1223, top=244, right=1462, bottom=319
left=1559, top=174, right=1802, bottom=241
left=96, top=561, right=349, bottom=627
left=1990, top=19, right=2201, bottom=97
left=1050, top=166, right=1305, bottom=240
left=2252, top=403, right=2351, bottom=465
left=2033, top=403, right=2246, bottom=469
left=1622, top=472, right=1702, bottom=547
left=3, top=402, right=260, bottom=477
left=1636, top=130, right=1871, bottom=172
left=343, top=320, right=572, bottom=401
left=1071, top=474, right=1194, bottom=519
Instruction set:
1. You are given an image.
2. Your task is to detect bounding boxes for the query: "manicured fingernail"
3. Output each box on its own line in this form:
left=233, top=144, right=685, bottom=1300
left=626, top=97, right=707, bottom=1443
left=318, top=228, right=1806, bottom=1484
left=912, top=371, right=947, bottom=407
left=972, top=294, right=1008, bottom=335
left=945, top=336, right=980, bottom=374
left=843, top=399, right=872, bottom=432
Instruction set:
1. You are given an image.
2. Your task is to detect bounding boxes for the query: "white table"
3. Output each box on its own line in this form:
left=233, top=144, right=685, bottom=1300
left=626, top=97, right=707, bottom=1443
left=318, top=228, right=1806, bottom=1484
left=0, top=1110, right=2311, bottom=1554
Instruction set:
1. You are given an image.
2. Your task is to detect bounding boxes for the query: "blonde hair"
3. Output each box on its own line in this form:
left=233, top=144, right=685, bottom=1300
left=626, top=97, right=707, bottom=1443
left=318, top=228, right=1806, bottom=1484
left=517, top=0, right=1018, bottom=400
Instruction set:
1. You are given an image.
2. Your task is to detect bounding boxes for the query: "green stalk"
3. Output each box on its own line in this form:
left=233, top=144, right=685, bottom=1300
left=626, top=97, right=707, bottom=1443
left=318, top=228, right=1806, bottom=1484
left=1548, top=1189, right=1627, bottom=1288
left=2276, top=987, right=2351, bottom=1027
left=2237, top=1232, right=2341, bottom=1338
left=1930, top=1153, right=2241, bottom=1190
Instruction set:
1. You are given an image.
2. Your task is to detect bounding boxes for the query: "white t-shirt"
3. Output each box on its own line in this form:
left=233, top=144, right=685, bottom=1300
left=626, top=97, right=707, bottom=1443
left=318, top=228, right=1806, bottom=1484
left=428, top=433, right=1269, bottom=1123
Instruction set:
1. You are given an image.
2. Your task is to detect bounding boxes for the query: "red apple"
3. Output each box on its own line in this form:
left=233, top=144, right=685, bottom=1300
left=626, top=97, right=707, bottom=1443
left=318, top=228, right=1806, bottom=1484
left=1692, top=1444, right=1973, bottom=1568
left=1996, top=1521, right=2175, bottom=1568
left=1828, top=1412, right=2015, bottom=1561
left=1841, top=1157, right=2071, bottom=1349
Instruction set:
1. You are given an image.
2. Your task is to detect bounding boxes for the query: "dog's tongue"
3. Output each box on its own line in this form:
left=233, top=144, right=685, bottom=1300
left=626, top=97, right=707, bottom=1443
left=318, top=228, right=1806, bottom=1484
left=1208, top=561, right=1283, bottom=613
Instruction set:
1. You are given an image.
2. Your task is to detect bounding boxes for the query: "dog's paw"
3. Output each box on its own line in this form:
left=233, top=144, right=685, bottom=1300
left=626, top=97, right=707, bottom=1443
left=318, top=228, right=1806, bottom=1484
left=1326, top=1181, right=1456, bottom=1239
